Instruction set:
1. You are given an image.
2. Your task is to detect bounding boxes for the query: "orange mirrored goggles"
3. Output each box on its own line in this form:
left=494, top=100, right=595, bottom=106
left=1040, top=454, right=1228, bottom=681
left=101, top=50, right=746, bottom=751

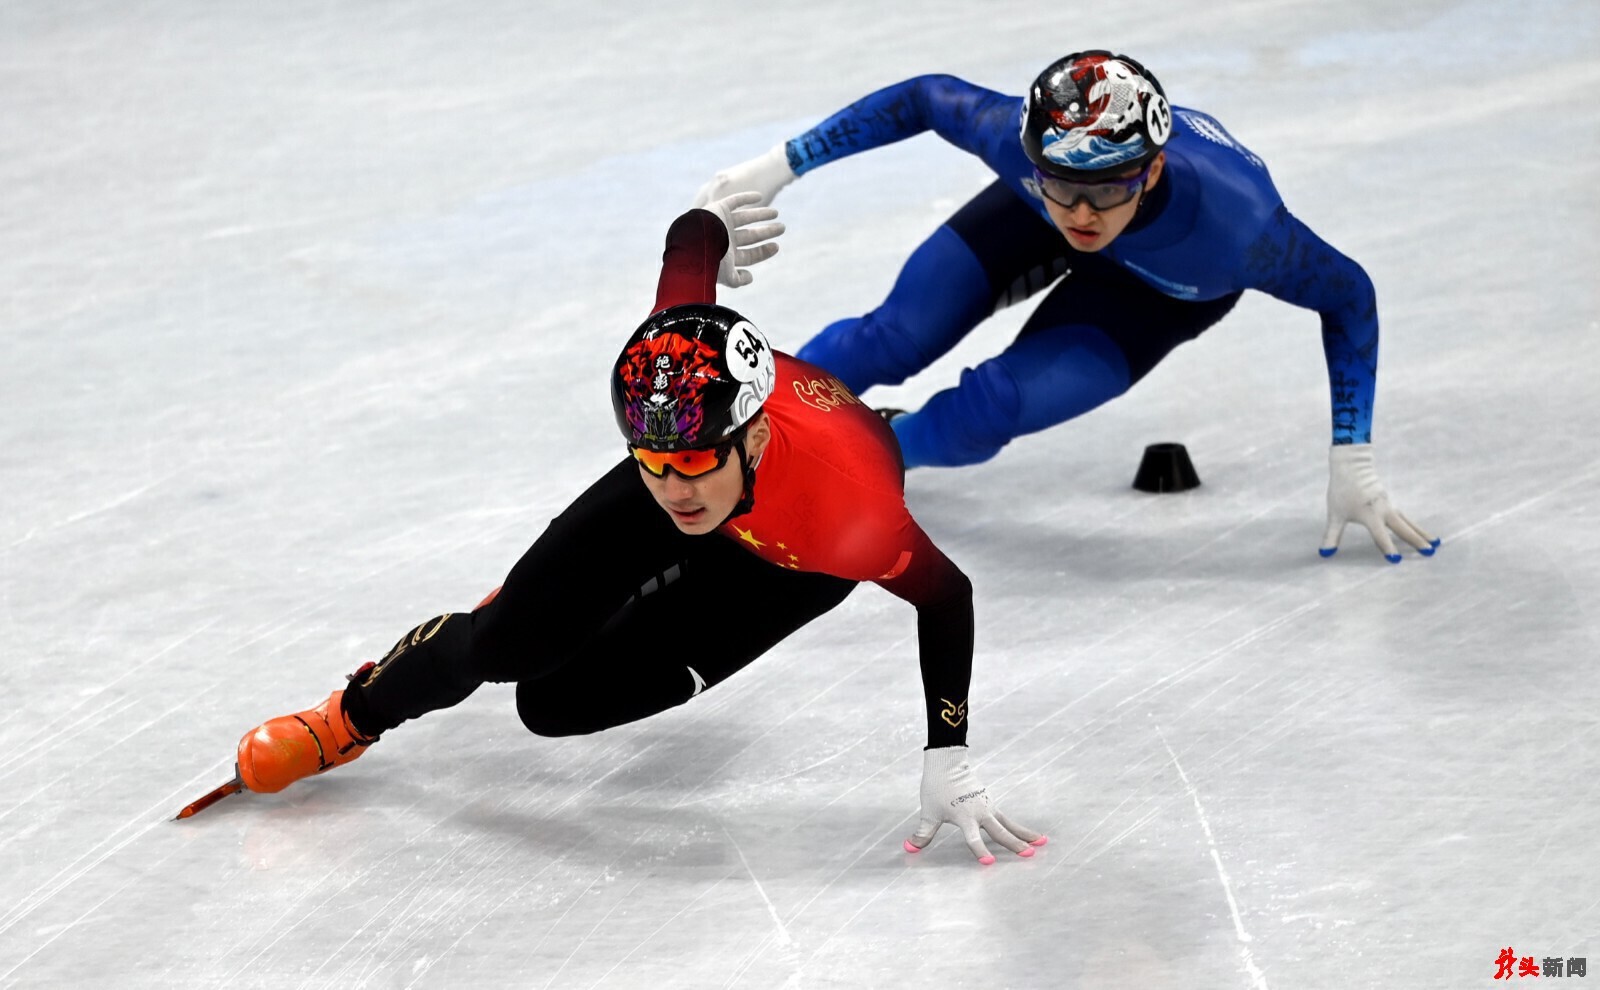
left=629, top=435, right=741, bottom=479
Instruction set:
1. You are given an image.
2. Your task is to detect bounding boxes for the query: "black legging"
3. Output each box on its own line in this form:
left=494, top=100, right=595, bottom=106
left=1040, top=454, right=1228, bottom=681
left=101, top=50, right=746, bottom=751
left=344, top=458, right=857, bottom=738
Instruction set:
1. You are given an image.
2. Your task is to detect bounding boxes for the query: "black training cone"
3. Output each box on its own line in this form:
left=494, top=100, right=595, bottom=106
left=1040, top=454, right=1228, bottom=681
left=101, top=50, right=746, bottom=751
left=1132, top=442, right=1200, bottom=493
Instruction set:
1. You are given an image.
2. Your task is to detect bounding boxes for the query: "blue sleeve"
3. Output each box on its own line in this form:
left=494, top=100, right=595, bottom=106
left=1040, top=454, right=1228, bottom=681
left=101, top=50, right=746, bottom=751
left=785, top=75, right=1020, bottom=177
left=1242, top=206, right=1378, bottom=445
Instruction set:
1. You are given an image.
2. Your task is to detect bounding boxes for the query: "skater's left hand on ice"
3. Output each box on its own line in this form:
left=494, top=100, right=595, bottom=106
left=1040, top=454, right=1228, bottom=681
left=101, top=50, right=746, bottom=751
left=903, top=745, right=1046, bottom=865
left=700, top=192, right=785, bottom=288
left=1320, top=443, right=1438, bottom=563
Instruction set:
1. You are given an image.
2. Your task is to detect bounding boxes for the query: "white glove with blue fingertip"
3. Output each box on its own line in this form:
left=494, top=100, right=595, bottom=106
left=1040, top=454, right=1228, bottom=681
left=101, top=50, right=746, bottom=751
left=1321, top=443, right=1439, bottom=563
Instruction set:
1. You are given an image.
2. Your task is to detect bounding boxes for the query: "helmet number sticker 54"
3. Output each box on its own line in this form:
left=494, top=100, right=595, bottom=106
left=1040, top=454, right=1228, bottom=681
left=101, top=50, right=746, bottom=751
left=729, top=323, right=770, bottom=381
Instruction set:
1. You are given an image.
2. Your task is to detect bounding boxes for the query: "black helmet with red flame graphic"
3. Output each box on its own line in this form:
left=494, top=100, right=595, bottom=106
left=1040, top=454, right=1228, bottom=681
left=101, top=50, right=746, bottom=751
left=611, top=304, right=776, bottom=452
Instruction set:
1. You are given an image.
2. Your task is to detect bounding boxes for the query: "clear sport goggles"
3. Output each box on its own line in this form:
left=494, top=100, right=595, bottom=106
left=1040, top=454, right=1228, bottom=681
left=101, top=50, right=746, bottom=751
left=1034, top=164, right=1150, bottom=211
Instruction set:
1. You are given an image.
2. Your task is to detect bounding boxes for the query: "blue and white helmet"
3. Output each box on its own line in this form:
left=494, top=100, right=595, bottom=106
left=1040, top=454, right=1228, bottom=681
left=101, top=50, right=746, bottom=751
left=1021, top=51, right=1172, bottom=181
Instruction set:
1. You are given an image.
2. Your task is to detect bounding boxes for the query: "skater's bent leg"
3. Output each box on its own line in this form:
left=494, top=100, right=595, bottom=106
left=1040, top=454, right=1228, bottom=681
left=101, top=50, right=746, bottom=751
left=892, top=322, right=1132, bottom=467
left=794, top=180, right=1068, bottom=394
left=517, top=551, right=857, bottom=737
left=346, top=458, right=699, bottom=735
left=796, top=224, right=993, bottom=394
left=889, top=250, right=1245, bottom=468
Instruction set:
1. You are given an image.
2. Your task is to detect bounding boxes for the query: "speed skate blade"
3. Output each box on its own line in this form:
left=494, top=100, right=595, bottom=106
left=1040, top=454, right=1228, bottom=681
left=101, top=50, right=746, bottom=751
left=175, top=773, right=245, bottom=820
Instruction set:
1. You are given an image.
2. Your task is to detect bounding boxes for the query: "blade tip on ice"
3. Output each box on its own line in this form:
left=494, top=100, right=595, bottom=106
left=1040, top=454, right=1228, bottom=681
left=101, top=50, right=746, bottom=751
left=174, top=776, right=244, bottom=820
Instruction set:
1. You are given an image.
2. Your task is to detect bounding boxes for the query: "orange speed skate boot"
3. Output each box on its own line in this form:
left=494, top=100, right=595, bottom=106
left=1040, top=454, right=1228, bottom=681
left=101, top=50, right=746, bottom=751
left=236, top=665, right=380, bottom=794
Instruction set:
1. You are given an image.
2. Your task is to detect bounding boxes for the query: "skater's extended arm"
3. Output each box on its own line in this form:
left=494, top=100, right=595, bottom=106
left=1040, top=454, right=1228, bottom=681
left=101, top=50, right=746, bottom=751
left=692, top=75, right=1020, bottom=207
left=872, top=521, right=1048, bottom=864
left=785, top=75, right=1019, bottom=176
left=1241, top=205, right=1379, bottom=447
left=654, top=195, right=786, bottom=306
left=870, top=522, right=974, bottom=750
left=1242, top=206, right=1437, bottom=561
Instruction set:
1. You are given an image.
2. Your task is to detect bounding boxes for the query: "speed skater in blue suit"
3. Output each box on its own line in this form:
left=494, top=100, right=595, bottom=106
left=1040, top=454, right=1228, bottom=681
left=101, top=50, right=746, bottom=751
left=692, top=50, right=1437, bottom=563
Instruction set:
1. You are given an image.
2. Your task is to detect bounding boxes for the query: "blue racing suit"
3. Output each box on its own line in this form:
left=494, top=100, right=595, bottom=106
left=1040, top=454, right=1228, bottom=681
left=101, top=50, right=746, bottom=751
left=786, top=75, right=1378, bottom=467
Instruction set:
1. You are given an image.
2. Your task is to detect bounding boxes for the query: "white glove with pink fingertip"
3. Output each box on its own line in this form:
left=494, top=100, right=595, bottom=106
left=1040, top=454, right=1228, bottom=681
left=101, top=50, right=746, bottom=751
left=903, top=746, right=1046, bottom=865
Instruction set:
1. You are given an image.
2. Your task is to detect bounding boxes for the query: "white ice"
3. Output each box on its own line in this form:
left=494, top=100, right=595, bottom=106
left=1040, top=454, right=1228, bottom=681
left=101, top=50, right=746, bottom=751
left=3, top=1, right=1598, bottom=987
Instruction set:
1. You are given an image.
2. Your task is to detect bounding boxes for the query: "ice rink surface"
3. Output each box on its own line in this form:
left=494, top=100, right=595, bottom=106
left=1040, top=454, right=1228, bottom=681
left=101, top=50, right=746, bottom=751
left=3, top=1, right=1598, bottom=987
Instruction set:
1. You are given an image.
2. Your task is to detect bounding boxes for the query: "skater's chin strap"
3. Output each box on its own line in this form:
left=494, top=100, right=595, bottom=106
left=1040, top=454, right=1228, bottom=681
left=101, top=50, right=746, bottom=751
left=721, top=439, right=760, bottom=525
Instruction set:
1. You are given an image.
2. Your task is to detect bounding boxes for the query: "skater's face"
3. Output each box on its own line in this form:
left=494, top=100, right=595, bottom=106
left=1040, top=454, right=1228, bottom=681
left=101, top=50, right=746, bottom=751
left=1040, top=152, right=1165, bottom=253
left=637, top=412, right=772, bottom=535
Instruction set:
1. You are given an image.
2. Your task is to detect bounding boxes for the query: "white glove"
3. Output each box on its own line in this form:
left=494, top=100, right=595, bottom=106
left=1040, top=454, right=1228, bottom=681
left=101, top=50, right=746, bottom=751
left=698, top=191, right=784, bottom=288
left=691, top=144, right=796, bottom=209
left=904, top=746, right=1045, bottom=865
left=1320, top=443, right=1438, bottom=562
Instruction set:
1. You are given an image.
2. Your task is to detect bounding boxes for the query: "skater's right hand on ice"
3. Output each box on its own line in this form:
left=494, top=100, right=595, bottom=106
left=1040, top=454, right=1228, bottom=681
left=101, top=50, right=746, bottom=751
left=1320, top=443, right=1439, bottom=563
left=691, top=144, right=796, bottom=209
left=700, top=192, right=785, bottom=288
left=904, top=746, right=1046, bottom=865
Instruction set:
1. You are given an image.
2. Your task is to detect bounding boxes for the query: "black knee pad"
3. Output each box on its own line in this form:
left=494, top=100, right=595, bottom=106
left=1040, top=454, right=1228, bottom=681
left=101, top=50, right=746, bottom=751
left=515, top=679, right=600, bottom=737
